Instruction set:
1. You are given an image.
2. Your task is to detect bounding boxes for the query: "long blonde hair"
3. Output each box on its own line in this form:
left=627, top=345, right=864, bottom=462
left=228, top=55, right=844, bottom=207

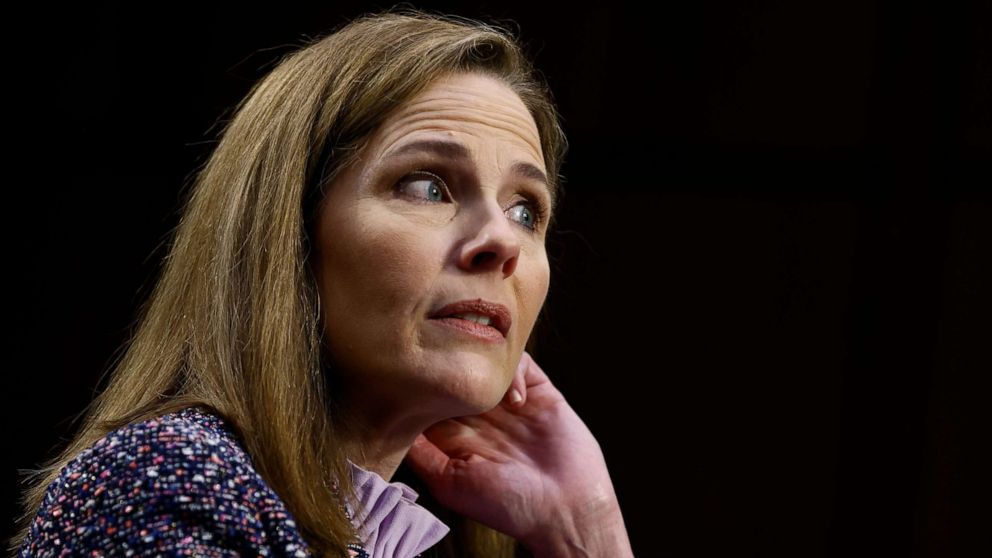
left=10, top=7, right=567, bottom=558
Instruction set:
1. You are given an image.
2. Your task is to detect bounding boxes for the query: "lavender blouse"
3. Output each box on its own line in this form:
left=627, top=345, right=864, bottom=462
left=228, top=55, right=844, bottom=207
left=19, top=406, right=450, bottom=557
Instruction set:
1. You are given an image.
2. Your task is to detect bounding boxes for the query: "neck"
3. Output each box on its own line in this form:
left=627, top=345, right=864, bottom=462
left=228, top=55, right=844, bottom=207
left=333, top=389, right=443, bottom=482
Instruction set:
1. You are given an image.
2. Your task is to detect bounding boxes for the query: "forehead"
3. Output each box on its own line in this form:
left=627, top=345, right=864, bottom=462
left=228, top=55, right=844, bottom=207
left=368, top=72, right=545, bottom=167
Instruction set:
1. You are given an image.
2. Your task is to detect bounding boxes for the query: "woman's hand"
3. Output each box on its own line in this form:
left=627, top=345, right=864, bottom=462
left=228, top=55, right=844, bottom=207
left=404, top=351, right=634, bottom=557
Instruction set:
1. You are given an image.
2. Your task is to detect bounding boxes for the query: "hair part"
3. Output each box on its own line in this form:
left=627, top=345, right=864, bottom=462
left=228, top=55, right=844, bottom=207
left=11, top=6, right=567, bottom=557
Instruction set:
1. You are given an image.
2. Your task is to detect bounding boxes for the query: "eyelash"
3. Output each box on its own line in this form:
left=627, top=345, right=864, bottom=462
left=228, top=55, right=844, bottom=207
left=395, top=169, right=549, bottom=231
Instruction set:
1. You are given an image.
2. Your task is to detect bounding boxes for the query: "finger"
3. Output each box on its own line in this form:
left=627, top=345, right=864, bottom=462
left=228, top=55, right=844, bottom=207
left=519, top=350, right=552, bottom=388
left=504, top=354, right=529, bottom=407
left=404, top=433, right=450, bottom=482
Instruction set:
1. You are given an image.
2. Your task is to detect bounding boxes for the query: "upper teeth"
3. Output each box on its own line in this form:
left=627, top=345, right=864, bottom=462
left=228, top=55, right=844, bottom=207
left=451, top=312, right=492, bottom=326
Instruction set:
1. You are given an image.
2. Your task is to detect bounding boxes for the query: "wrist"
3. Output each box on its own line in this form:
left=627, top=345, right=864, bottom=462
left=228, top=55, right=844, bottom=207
left=522, top=497, right=634, bottom=558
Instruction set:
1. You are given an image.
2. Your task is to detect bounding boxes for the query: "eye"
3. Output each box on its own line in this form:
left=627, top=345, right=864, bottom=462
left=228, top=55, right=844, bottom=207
left=507, top=202, right=539, bottom=230
left=395, top=170, right=450, bottom=203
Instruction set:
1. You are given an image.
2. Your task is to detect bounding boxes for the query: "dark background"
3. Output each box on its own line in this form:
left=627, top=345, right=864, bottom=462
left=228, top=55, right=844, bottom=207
left=6, top=1, right=989, bottom=556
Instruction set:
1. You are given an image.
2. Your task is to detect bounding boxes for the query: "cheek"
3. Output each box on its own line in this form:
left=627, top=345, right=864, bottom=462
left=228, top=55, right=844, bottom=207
left=319, top=208, right=442, bottom=331
left=515, top=248, right=551, bottom=336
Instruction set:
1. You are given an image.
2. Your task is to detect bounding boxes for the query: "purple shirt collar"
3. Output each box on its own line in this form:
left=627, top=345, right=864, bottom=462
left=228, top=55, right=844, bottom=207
left=345, top=459, right=450, bottom=557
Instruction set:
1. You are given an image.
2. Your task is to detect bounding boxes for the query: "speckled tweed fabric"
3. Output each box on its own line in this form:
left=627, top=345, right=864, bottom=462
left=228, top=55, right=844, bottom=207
left=19, top=406, right=449, bottom=557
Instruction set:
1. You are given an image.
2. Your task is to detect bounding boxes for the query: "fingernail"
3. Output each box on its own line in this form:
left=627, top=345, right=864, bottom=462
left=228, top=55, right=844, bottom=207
left=510, top=388, right=523, bottom=405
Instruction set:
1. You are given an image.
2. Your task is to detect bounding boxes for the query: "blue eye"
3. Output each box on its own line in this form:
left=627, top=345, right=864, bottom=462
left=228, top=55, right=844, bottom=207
left=508, top=203, right=537, bottom=230
left=397, top=171, right=448, bottom=202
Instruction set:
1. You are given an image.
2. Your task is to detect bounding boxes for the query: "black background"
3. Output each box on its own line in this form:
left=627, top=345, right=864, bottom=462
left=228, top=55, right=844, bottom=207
left=6, top=1, right=990, bottom=556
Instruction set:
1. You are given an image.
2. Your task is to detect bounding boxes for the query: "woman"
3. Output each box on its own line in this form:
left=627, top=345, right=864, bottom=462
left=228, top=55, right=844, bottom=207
left=12, top=8, right=633, bottom=557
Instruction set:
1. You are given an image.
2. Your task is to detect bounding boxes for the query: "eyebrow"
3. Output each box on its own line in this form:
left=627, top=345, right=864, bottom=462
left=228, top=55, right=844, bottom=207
left=384, top=139, right=555, bottom=208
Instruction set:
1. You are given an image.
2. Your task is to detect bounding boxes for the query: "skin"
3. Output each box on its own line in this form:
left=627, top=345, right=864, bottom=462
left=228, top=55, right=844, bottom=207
left=313, top=71, right=633, bottom=556
left=313, top=71, right=551, bottom=478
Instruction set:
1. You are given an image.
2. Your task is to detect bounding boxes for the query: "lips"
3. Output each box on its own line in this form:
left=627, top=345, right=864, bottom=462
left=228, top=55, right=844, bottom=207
left=428, top=298, right=512, bottom=338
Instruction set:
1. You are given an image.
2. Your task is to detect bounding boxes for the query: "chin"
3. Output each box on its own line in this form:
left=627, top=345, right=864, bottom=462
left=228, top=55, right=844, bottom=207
left=428, top=357, right=510, bottom=416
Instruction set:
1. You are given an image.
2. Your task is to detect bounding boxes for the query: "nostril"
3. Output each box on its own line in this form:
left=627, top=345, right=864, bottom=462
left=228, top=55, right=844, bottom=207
left=472, top=252, right=496, bottom=267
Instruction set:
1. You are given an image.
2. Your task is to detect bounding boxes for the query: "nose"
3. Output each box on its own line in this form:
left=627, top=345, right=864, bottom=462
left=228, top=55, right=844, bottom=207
left=456, top=199, right=521, bottom=278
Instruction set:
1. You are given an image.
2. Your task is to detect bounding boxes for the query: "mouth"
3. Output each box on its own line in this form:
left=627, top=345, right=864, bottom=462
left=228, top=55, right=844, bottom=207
left=428, top=298, right=512, bottom=338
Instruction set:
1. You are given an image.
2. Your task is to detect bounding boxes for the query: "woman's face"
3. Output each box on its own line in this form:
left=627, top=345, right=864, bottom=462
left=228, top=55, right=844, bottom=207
left=313, top=72, right=552, bottom=421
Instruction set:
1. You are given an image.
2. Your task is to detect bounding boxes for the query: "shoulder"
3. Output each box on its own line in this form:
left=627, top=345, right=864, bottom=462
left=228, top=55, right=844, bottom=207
left=58, top=406, right=257, bottom=505
left=21, top=406, right=312, bottom=556
left=87, top=406, right=255, bottom=485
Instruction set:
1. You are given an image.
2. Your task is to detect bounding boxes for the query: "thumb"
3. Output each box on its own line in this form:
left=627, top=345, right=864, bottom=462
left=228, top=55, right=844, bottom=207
left=404, top=433, right=449, bottom=483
